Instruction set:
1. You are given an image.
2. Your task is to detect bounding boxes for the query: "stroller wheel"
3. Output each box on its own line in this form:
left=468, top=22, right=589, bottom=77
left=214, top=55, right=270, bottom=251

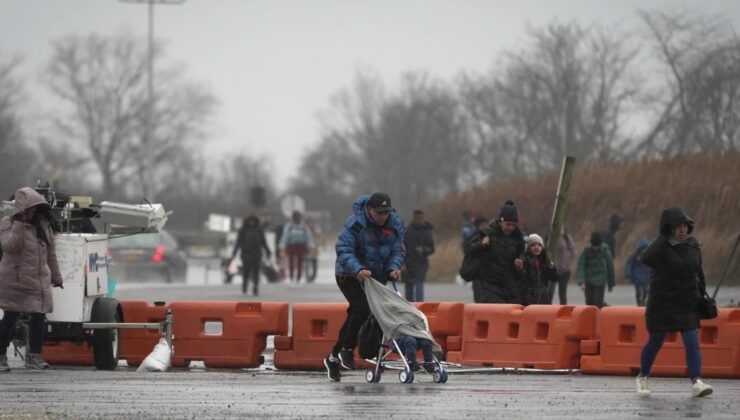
left=366, top=369, right=381, bottom=383
left=399, top=370, right=414, bottom=384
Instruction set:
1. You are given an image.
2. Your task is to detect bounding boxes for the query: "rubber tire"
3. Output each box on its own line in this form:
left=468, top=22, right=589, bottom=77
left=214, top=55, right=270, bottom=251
left=91, top=297, right=122, bottom=370
left=399, top=370, right=414, bottom=384
left=440, top=371, right=448, bottom=383
left=366, top=370, right=375, bottom=383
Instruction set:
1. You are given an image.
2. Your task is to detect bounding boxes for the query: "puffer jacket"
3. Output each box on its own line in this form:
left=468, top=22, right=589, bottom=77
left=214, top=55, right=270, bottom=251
left=641, top=208, right=702, bottom=333
left=519, top=252, right=559, bottom=305
left=625, top=237, right=651, bottom=287
left=335, top=194, right=406, bottom=283
left=464, top=219, right=526, bottom=303
left=575, top=244, right=614, bottom=287
left=0, top=187, right=63, bottom=314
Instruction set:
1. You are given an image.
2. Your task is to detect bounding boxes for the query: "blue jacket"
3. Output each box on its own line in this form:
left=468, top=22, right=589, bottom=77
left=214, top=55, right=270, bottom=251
left=625, top=237, right=651, bottom=287
left=335, top=194, right=406, bottom=282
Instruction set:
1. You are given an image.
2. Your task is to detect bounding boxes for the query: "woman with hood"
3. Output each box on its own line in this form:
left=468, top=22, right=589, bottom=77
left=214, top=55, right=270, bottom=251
left=625, top=237, right=652, bottom=307
left=231, top=215, right=271, bottom=296
left=0, top=187, right=64, bottom=371
left=635, top=208, right=713, bottom=397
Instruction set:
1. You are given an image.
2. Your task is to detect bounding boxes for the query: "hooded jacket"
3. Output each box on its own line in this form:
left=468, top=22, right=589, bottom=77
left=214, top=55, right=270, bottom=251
left=335, top=194, right=406, bottom=283
left=232, top=217, right=271, bottom=262
left=519, top=251, right=559, bottom=305
left=575, top=244, right=615, bottom=287
left=625, top=237, right=651, bottom=287
left=0, top=187, right=63, bottom=314
left=640, top=208, right=702, bottom=333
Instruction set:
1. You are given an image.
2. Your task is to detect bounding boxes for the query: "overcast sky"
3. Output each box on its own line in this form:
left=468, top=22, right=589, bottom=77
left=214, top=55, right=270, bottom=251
left=2, top=0, right=738, bottom=189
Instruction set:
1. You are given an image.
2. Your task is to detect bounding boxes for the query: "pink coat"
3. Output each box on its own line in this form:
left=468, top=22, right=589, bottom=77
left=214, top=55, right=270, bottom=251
left=0, top=187, right=63, bottom=314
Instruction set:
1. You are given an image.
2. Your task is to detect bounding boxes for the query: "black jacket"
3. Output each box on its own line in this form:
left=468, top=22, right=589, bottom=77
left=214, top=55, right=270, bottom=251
left=403, top=221, right=435, bottom=278
left=464, top=220, right=525, bottom=303
left=641, top=208, right=702, bottom=333
left=232, top=224, right=271, bottom=262
left=519, top=252, right=559, bottom=306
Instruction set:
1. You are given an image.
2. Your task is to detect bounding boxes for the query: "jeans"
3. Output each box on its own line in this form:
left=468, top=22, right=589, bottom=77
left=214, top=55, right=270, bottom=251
left=332, top=275, right=371, bottom=356
left=549, top=270, right=571, bottom=304
left=640, top=329, right=702, bottom=381
left=404, top=266, right=428, bottom=302
left=584, top=284, right=605, bottom=308
left=285, top=244, right=308, bottom=282
left=635, top=284, right=649, bottom=306
left=397, top=335, right=434, bottom=363
left=0, top=311, right=46, bottom=354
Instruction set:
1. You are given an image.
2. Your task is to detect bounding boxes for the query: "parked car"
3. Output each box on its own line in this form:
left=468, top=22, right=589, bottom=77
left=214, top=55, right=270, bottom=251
left=109, top=230, right=187, bottom=283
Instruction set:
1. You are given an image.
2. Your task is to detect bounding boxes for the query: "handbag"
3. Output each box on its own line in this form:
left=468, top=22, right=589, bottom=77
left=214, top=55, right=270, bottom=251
left=672, top=246, right=718, bottom=320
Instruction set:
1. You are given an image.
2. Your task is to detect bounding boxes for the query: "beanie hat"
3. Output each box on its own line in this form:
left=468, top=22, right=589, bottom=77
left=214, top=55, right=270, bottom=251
left=526, top=233, right=544, bottom=249
left=499, top=200, right=519, bottom=222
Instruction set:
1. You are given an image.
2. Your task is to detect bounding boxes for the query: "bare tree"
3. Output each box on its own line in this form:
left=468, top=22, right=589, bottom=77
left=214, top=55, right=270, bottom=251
left=637, top=10, right=740, bottom=156
left=44, top=33, right=216, bottom=199
left=0, top=54, right=37, bottom=197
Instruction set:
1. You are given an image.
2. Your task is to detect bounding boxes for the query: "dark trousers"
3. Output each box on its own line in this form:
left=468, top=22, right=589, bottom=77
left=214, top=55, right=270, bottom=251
left=241, top=258, right=261, bottom=294
left=286, top=244, right=308, bottom=282
left=640, top=329, right=701, bottom=380
left=331, top=275, right=371, bottom=356
left=397, top=336, right=434, bottom=363
left=0, top=311, right=46, bottom=354
left=635, top=284, right=649, bottom=307
left=549, top=270, right=571, bottom=304
left=584, top=284, right=606, bottom=308
left=404, top=266, right=428, bottom=302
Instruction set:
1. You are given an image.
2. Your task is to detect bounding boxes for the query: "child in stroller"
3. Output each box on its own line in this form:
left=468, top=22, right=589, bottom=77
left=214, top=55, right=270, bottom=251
left=362, top=277, right=448, bottom=384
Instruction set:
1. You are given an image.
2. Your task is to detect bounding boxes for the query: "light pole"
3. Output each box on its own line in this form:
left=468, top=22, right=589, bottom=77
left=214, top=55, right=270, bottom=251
left=119, top=0, right=186, bottom=199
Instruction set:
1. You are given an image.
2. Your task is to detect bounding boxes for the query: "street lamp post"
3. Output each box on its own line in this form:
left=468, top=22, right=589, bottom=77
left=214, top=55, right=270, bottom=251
left=119, top=0, right=186, bottom=199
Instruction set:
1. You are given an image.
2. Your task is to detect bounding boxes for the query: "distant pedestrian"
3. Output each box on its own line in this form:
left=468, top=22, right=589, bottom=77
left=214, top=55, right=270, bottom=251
left=460, top=211, right=476, bottom=250
left=0, top=187, right=64, bottom=372
left=460, top=216, right=489, bottom=302
left=231, top=215, right=271, bottom=296
left=279, top=211, right=316, bottom=283
left=518, top=233, right=558, bottom=306
left=403, top=210, right=435, bottom=302
left=575, top=232, right=614, bottom=308
left=601, top=213, right=623, bottom=260
left=463, top=201, right=525, bottom=304
left=625, top=237, right=652, bottom=306
left=550, top=228, right=576, bottom=304
left=324, top=193, right=405, bottom=382
left=635, top=208, right=713, bottom=397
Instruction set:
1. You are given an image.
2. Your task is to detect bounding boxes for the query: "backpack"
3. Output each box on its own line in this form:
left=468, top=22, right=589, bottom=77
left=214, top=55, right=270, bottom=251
left=459, top=248, right=484, bottom=282
left=357, top=315, right=383, bottom=360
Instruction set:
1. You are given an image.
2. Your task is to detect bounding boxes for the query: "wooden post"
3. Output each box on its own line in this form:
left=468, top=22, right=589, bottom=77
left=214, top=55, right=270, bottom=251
left=547, top=157, right=576, bottom=258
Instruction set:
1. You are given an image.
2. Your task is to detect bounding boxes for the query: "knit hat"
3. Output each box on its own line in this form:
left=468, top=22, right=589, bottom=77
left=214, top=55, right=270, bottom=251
left=526, top=233, right=544, bottom=249
left=499, top=200, right=519, bottom=222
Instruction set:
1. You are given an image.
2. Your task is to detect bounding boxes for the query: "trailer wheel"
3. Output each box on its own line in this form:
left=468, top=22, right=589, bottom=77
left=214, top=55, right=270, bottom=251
left=91, top=297, right=122, bottom=370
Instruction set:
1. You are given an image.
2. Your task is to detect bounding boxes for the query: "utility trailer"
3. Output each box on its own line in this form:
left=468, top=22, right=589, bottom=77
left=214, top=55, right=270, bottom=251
left=1, top=186, right=174, bottom=369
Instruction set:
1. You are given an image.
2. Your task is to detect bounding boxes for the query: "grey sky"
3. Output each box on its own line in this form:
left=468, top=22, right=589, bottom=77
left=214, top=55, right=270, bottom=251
left=2, top=0, right=738, bottom=188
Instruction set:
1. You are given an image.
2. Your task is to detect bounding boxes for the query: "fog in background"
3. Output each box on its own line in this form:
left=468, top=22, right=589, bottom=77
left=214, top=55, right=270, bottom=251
left=1, top=0, right=739, bottom=231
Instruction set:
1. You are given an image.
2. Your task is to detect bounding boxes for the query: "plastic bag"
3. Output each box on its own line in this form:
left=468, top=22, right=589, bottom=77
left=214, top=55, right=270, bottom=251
left=227, top=258, right=239, bottom=276
left=136, top=337, right=173, bottom=372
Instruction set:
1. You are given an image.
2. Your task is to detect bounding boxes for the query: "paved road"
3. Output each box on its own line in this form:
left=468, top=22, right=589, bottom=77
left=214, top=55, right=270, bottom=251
left=1, top=261, right=738, bottom=419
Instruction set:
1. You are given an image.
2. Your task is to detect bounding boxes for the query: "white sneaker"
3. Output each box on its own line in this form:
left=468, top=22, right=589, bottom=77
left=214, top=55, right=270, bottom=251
left=636, top=376, right=650, bottom=395
left=692, top=379, right=713, bottom=397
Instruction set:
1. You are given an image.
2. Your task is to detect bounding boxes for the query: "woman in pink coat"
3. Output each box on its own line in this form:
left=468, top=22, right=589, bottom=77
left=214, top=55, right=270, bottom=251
left=0, top=187, right=63, bottom=371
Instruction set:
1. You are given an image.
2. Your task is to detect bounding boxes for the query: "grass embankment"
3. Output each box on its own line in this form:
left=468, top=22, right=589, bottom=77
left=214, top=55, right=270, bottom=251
left=426, top=152, right=740, bottom=285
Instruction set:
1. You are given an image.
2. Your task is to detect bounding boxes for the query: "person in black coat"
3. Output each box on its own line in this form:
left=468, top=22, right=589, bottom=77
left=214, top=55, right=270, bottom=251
left=464, top=201, right=525, bottom=303
left=403, top=209, right=435, bottom=302
left=518, top=234, right=558, bottom=306
left=635, top=208, right=713, bottom=397
left=231, top=215, right=271, bottom=296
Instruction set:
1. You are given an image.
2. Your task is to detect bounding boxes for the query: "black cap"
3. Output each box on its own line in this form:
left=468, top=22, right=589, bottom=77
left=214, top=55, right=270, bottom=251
left=499, top=200, right=519, bottom=222
left=367, top=192, right=392, bottom=212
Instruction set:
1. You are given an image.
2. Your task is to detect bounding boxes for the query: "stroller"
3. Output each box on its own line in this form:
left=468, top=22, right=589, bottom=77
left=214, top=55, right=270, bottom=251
left=361, top=277, right=449, bottom=384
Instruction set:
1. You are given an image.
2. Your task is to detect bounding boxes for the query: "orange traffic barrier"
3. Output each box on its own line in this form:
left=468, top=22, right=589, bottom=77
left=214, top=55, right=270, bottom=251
left=43, top=341, right=93, bottom=365
left=581, top=307, right=740, bottom=378
left=168, top=301, right=288, bottom=368
left=274, top=303, right=351, bottom=370
left=414, top=302, right=464, bottom=357
left=446, top=304, right=598, bottom=369
left=118, top=300, right=170, bottom=367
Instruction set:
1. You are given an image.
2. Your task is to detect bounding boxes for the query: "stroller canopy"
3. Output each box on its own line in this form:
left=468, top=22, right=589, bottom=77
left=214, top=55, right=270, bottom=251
left=364, top=277, right=437, bottom=346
